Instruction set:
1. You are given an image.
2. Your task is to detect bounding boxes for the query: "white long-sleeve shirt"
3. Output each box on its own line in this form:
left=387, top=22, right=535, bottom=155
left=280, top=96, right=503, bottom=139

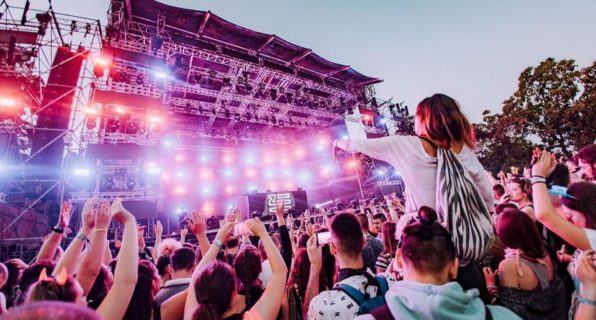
left=342, top=135, right=494, bottom=213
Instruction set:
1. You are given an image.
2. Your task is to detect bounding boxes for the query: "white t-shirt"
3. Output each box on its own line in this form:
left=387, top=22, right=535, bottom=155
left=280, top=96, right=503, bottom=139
left=585, top=228, right=596, bottom=250
left=258, top=259, right=272, bottom=287
left=307, top=271, right=396, bottom=320
left=344, top=136, right=494, bottom=212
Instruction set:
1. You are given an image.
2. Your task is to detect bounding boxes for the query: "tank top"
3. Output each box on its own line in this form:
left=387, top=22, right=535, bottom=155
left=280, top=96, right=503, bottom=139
left=505, top=250, right=550, bottom=290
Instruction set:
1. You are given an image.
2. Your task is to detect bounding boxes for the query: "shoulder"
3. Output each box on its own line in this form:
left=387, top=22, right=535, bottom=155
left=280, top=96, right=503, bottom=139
left=497, top=259, right=519, bottom=286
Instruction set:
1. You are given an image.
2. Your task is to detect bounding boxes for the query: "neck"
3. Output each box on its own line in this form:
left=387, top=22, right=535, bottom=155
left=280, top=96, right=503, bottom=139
left=337, top=256, right=364, bottom=270
left=403, top=271, right=448, bottom=286
left=172, top=270, right=192, bottom=280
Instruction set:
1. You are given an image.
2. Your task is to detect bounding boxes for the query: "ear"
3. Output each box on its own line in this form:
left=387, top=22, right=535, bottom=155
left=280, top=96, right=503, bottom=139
left=395, top=248, right=404, bottom=269
left=448, top=258, right=459, bottom=280
left=56, top=267, right=68, bottom=286
left=329, top=241, right=337, bottom=256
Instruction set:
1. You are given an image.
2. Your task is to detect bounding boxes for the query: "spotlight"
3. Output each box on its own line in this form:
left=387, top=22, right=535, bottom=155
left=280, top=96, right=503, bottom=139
left=148, top=116, right=161, bottom=123
left=154, top=70, right=168, bottom=79
left=83, top=107, right=98, bottom=115
left=375, top=169, right=386, bottom=176
left=114, top=107, right=126, bottom=114
left=0, top=98, right=17, bottom=107
left=73, top=168, right=90, bottom=176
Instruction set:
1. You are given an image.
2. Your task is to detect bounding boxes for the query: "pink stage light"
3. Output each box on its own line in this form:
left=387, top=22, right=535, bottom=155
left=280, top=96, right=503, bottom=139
left=284, top=182, right=294, bottom=190
left=280, top=158, right=289, bottom=165
left=148, top=116, right=161, bottom=123
left=0, top=98, right=16, bottom=107
left=245, top=168, right=257, bottom=178
left=346, top=160, right=359, bottom=169
left=114, top=107, right=126, bottom=114
left=200, top=168, right=213, bottom=179
left=225, top=185, right=235, bottom=194
left=93, top=56, right=110, bottom=67
left=174, top=186, right=187, bottom=195
left=174, top=154, right=185, bottom=162
left=161, top=173, right=171, bottom=181
left=82, top=106, right=98, bottom=115
left=222, top=154, right=234, bottom=164
left=267, top=182, right=277, bottom=191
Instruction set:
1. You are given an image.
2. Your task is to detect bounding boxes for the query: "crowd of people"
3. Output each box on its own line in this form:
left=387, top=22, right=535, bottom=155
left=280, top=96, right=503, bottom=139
left=0, top=93, right=595, bottom=320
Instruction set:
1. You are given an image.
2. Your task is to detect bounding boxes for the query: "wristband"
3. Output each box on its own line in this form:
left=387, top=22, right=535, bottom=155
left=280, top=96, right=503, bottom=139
left=531, top=175, right=545, bottom=178
left=213, top=239, right=223, bottom=249
left=579, top=296, right=596, bottom=307
left=52, top=227, right=64, bottom=234
left=531, top=176, right=546, bottom=184
left=76, top=234, right=89, bottom=242
left=95, top=228, right=108, bottom=232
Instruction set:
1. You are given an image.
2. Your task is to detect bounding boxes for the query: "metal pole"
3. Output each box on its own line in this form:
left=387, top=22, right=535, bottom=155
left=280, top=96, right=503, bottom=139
left=352, top=153, right=365, bottom=199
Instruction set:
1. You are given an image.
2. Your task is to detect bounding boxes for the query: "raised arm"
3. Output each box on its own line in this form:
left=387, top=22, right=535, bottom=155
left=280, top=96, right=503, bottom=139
left=575, top=250, right=596, bottom=320
left=152, top=220, right=163, bottom=262
left=533, top=151, right=591, bottom=250
left=97, top=198, right=138, bottom=320
left=54, top=198, right=95, bottom=276
left=180, top=227, right=188, bottom=244
left=187, top=211, right=210, bottom=256
left=37, top=201, right=72, bottom=261
left=302, top=236, right=322, bottom=319
left=334, top=135, right=405, bottom=164
left=77, top=200, right=111, bottom=295
left=184, top=222, right=234, bottom=320
left=246, top=218, right=289, bottom=320
left=275, top=204, right=293, bottom=270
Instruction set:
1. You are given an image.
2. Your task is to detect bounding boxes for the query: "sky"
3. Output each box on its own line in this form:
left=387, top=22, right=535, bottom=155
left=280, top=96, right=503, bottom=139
left=29, top=0, right=596, bottom=122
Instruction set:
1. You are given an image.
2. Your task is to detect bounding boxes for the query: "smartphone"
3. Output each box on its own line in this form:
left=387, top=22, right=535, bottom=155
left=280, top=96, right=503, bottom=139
left=316, top=231, right=331, bottom=246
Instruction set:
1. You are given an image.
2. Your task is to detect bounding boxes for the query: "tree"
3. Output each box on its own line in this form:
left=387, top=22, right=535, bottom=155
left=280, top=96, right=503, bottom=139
left=475, top=58, right=596, bottom=171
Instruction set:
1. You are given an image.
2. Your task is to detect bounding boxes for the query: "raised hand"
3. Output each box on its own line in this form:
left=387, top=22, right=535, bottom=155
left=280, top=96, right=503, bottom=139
left=188, top=211, right=207, bottom=235
left=275, top=203, right=284, bottom=219
left=95, top=200, right=111, bottom=230
left=246, top=218, right=267, bottom=238
left=215, top=221, right=235, bottom=244
left=306, top=236, right=322, bottom=267
left=137, top=226, right=146, bottom=250
left=576, top=250, right=596, bottom=299
left=81, top=198, right=97, bottom=233
left=58, top=201, right=74, bottom=229
left=111, top=198, right=134, bottom=224
left=305, top=209, right=311, bottom=223
left=532, top=150, right=557, bottom=177
left=154, top=220, right=163, bottom=238
left=180, top=227, right=189, bottom=239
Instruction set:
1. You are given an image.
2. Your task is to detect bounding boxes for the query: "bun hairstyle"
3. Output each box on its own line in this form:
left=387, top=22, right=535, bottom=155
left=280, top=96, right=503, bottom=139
left=193, top=262, right=236, bottom=320
left=27, top=268, right=79, bottom=303
left=400, top=207, right=456, bottom=274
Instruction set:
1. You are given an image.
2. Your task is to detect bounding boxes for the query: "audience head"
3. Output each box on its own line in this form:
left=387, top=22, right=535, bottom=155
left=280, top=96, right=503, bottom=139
left=156, top=255, right=172, bottom=281
left=398, top=206, right=457, bottom=283
left=1, top=301, right=101, bottom=320
left=157, top=238, right=183, bottom=258
left=382, top=222, right=398, bottom=255
left=122, top=260, right=159, bottom=320
left=233, top=245, right=262, bottom=290
left=495, top=203, right=518, bottom=215
left=288, top=248, right=311, bottom=298
left=492, top=184, right=505, bottom=200
left=171, top=247, right=196, bottom=274
left=298, top=233, right=309, bottom=249
left=577, top=144, right=596, bottom=180
left=193, top=261, right=237, bottom=320
left=415, top=93, right=475, bottom=148
left=546, top=164, right=571, bottom=187
left=17, top=260, right=56, bottom=305
left=330, top=213, right=364, bottom=261
left=371, top=213, right=387, bottom=235
left=86, top=265, right=113, bottom=310
left=0, top=262, right=8, bottom=288
left=560, top=181, right=596, bottom=229
left=496, top=209, right=546, bottom=259
left=508, top=177, right=532, bottom=203
left=26, top=268, right=85, bottom=306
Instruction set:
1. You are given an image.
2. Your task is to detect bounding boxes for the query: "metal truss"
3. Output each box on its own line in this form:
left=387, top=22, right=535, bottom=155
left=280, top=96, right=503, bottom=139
left=69, top=190, right=164, bottom=203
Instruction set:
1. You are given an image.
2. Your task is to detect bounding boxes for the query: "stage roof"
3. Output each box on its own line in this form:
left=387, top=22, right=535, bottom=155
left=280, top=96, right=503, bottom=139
left=120, top=0, right=381, bottom=87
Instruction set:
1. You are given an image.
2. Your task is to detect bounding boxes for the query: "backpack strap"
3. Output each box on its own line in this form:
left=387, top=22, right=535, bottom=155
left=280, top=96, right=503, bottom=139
left=374, top=275, right=389, bottom=296
left=335, top=284, right=367, bottom=306
left=484, top=305, right=493, bottom=320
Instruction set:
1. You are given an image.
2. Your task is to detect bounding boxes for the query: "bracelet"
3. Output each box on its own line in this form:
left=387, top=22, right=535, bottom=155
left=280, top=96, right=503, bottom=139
left=579, top=296, right=596, bottom=307
left=95, top=228, right=108, bottom=232
left=531, top=181, right=547, bottom=186
left=76, top=234, right=89, bottom=242
left=213, top=239, right=223, bottom=249
left=531, top=175, right=545, bottom=178
left=52, top=227, right=64, bottom=234
left=531, top=176, right=546, bottom=183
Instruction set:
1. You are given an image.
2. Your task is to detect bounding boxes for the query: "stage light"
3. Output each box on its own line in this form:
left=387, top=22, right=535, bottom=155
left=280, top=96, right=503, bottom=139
left=363, top=114, right=372, bottom=121
left=93, top=56, right=110, bottom=67
left=148, top=116, right=161, bottom=123
left=200, top=168, right=213, bottom=179
left=73, top=168, right=90, bottom=176
left=225, top=185, right=235, bottom=194
left=176, top=171, right=185, bottom=179
left=223, top=169, right=234, bottom=177
left=83, top=107, right=98, bottom=115
left=115, top=107, right=126, bottom=114
left=265, top=169, right=274, bottom=177
left=147, top=166, right=161, bottom=175
left=282, top=169, right=291, bottom=177
left=379, top=117, right=387, bottom=124
left=284, top=182, right=293, bottom=190
left=248, top=185, right=257, bottom=192
left=163, top=140, right=172, bottom=147
left=376, top=168, right=386, bottom=176
left=174, top=186, right=187, bottom=195
left=201, top=187, right=211, bottom=195
left=154, top=70, right=168, bottom=79
left=161, top=173, right=171, bottom=181
left=347, top=160, right=359, bottom=168
left=245, top=168, right=257, bottom=178
left=394, top=169, right=401, bottom=176
left=176, top=206, right=186, bottom=214
left=341, top=134, right=349, bottom=140
left=175, top=154, right=185, bottom=162
left=0, top=98, right=17, bottom=107
left=222, top=154, right=234, bottom=164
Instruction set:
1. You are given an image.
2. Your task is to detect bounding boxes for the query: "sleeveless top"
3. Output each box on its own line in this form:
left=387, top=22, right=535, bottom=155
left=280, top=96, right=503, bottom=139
left=504, top=250, right=550, bottom=290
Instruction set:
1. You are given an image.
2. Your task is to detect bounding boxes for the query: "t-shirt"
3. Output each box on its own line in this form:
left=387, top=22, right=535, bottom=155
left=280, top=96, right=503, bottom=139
left=307, top=270, right=396, bottom=320
left=258, top=259, right=272, bottom=287
left=362, top=235, right=383, bottom=273
left=375, top=252, right=393, bottom=272
left=344, top=136, right=494, bottom=213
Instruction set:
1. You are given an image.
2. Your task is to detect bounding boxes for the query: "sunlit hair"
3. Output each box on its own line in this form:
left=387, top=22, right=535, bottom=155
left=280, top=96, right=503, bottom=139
left=562, top=182, right=596, bottom=229
left=26, top=269, right=79, bottom=304
left=157, top=238, right=183, bottom=258
left=416, top=93, right=476, bottom=148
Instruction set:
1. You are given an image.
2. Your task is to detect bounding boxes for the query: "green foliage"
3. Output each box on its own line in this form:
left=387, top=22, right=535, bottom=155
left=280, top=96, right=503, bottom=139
left=475, top=58, right=596, bottom=172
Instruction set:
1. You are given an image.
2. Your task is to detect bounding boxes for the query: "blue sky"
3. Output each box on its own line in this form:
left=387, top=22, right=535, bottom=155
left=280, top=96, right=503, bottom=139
left=34, top=0, right=596, bottom=122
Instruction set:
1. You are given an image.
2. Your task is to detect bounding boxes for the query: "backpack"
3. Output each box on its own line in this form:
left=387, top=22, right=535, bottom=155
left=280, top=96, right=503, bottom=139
left=335, top=275, right=389, bottom=315
left=367, top=302, right=494, bottom=320
left=432, top=141, right=495, bottom=265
